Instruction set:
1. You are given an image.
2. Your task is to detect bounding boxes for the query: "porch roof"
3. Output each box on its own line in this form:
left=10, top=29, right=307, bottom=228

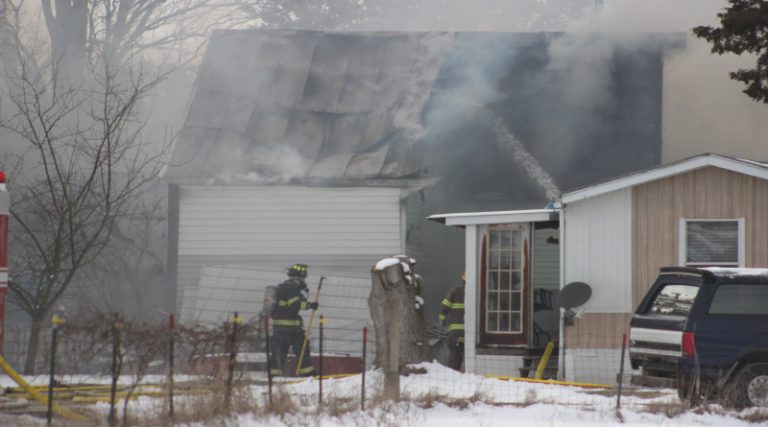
left=427, top=208, right=558, bottom=227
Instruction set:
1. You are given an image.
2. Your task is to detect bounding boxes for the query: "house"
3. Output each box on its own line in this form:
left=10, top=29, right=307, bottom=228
left=162, top=29, right=681, bottom=333
left=429, top=153, right=768, bottom=384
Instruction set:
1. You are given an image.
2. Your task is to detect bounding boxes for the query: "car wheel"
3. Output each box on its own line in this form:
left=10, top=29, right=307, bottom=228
left=727, top=362, right=768, bottom=408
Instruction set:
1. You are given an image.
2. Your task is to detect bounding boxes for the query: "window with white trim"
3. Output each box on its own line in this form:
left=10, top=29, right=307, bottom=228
left=486, top=227, right=524, bottom=334
left=679, top=219, right=745, bottom=267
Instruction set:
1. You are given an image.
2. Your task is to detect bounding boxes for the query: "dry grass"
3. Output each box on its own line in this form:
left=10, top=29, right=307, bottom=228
left=738, top=409, right=768, bottom=423
left=642, top=401, right=688, bottom=418
left=320, top=395, right=358, bottom=417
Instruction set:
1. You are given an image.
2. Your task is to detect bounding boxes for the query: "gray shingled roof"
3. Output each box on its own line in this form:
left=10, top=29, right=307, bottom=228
left=166, top=30, right=684, bottom=190
left=166, top=30, right=453, bottom=183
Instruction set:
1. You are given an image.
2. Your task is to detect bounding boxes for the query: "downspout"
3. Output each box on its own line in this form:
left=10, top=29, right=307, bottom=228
left=557, top=203, right=566, bottom=380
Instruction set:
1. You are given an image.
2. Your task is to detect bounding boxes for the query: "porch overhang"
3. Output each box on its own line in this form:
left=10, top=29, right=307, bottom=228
left=427, top=208, right=559, bottom=227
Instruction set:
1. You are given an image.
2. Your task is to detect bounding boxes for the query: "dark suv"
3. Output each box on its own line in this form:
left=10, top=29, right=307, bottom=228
left=629, top=267, right=768, bottom=407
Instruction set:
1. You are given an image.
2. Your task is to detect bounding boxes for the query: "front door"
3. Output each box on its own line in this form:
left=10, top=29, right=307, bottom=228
left=479, top=224, right=530, bottom=346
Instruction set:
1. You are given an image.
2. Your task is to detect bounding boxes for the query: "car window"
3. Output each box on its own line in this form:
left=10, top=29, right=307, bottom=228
left=708, top=284, right=768, bottom=315
left=647, top=284, right=699, bottom=316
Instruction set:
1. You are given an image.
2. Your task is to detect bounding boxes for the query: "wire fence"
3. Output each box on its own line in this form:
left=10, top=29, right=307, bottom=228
left=3, top=311, right=751, bottom=425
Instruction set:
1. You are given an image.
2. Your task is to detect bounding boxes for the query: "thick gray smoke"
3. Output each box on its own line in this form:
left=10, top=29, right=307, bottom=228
left=561, top=0, right=768, bottom=162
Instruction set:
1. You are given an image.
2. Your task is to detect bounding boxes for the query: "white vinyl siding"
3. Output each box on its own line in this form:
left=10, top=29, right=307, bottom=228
left=0, top=191, right=7, bottom=213
left=178, top=186, right=403, bottom=256
left=564, top=188, right=632, bottom=313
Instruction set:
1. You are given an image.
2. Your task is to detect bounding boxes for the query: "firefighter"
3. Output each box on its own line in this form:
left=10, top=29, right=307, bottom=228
left=439, top=272, right=465, bottom=371
left=269, top=263, right=318, bottom=376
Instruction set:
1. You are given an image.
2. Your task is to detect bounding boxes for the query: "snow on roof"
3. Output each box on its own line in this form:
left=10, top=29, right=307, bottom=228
left=561, top=153, right=768, bottom=204
left=703, top=267, right=768, bottom=278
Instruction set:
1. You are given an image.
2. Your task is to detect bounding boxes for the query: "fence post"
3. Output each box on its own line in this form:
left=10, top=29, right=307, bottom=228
left=616, top=333, right=627, bottom=410
left=108, top=314, right=122, bottom=427
left=361, top=326, right=367, bottom=411
left=264, top=316, right=273, bottom=409
left=319, top=315, right=324, bottom=408
left=226, top=312, right=241, bottom=412
left=384, top=321, right=400, bottom=401
left=47, top=313, right=64, bottom=425
left=168, top=313, right=175, bottom=421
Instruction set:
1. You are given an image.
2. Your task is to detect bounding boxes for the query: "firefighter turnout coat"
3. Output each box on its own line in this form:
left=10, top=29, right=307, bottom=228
left=439, top=284, right=465, bottom=336
left=271, top=278, right=310, bottom=330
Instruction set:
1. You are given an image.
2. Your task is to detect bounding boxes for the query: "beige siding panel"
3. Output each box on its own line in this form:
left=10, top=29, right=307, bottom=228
left=564, top=188, right=632, bottom=313
left=632, top=167, right=768, bottom=307
left=178, top=185, right=402, bottom=256
left=565, top=313, right=631, bottom=349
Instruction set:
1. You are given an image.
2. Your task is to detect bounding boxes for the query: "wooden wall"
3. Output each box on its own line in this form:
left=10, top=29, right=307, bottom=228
left=567, top=166, right=768, bottom=349
left=565, top=313, right=631, bottom=349
left=632, top=166, right=768, bottom=307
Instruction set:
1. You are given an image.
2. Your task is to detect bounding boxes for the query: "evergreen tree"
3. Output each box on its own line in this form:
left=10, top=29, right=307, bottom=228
left=694, top=0, right=768, bottom=103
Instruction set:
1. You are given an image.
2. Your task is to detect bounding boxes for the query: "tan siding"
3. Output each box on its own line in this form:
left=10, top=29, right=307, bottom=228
left=565, top=313, right=631, bottom=349
left=632, top=167, right=768, bottom=307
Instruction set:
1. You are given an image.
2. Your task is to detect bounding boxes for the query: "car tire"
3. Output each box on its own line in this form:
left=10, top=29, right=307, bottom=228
left=725, top=362, right=768, bottom=409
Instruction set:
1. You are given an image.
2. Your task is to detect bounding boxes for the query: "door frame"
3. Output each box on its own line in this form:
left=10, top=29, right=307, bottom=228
left=478, top=223, right=531, bottom=347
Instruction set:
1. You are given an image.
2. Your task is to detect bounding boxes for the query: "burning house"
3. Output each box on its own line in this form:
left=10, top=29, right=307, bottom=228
left=163, top=29, right=681, bottom=371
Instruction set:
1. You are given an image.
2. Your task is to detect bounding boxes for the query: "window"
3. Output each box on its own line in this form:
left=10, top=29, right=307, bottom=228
left=647, top=284, right=699, bottom=317
left=709, top=284, right=768, bottom=315
left=679, top=219, right=744, bottom=267
left=486, top=227, right=524, bottom=334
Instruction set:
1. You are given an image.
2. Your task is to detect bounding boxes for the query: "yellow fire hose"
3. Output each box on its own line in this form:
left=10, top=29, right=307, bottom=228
left=484, top=374, right=612, bottom=389
left=0, top=353, right=88, bottom=421
left=535, top=340, right=556, bottom=380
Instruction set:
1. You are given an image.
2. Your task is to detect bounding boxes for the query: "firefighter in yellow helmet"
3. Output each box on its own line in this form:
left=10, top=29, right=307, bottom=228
left=439, top=272, right=465, bottom=371
left=269, top=264, right=318, bottom=376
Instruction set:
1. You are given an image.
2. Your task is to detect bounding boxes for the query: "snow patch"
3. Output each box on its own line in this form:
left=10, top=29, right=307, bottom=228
left=374, top=258, right=401, bottom=270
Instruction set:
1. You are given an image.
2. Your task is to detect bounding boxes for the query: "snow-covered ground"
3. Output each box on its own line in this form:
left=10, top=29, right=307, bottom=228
left=1, top=362, right=765, bottom=426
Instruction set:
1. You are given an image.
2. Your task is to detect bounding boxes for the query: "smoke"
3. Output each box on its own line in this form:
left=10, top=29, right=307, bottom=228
left=393, top=33, right=455, bottom=140
left=423, top=35, right=516, bottom=132
left=348, top=0, right=593, bottom=32
left=212, top=139, right=312, bottom=184
left=560, top=0, right=768, bottom=162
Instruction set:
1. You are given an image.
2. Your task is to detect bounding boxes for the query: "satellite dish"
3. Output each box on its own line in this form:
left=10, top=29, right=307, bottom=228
left=559, top=281, right=592, bottom=326
left=559, top=281, right=592, bottom=309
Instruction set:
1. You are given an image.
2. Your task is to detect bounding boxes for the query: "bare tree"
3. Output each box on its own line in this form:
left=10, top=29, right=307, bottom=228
left=28, top=0, right=260, bottom=72
left=2, top=50, right=168, bottom=372
left=67, top=191, right=166, bottom=320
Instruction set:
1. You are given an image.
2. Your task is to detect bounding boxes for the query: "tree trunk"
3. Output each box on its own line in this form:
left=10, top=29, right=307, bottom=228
left=24, top=315, right=44, bottom=374
left=369, top=257, right=430, bottom=373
